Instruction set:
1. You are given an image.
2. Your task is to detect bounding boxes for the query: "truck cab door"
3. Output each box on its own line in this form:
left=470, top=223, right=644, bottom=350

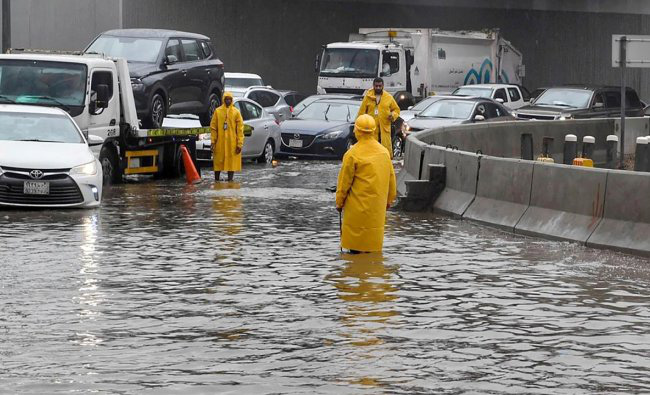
left=87, top=68, right=119, bottom=153
left=381, top=50, right=406, bottom=93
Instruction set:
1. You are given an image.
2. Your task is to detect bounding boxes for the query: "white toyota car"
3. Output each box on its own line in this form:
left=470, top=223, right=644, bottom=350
left=0, top=105, right=103, bottom=208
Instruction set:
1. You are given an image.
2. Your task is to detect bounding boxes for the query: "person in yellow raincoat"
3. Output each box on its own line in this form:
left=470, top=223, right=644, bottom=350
left=210, top=92, right=244, bottom=181
left=336, top=114, right=397, bottom=253
left=356, top=77, right=400, bottom=158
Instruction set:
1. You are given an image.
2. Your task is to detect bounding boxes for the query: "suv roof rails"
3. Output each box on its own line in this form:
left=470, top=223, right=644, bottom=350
left=7, top=48, right=85, bottom=55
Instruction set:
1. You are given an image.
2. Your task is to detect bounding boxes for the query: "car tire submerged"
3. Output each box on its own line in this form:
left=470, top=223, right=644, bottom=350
left=99, top=145, right=121, bottom=185
left=200, top=92, right=220, bottom=126
left=258, top=140, right=274, bottom=164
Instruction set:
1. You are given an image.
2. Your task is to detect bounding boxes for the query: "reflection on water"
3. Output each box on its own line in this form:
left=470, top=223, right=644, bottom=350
left=1, top=161, right=650, bottom=394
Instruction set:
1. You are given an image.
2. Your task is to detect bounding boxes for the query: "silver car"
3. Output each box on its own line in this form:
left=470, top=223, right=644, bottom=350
left=196, top=98, right=281, bottom=164
left=244, top=86, right=292, bottom=123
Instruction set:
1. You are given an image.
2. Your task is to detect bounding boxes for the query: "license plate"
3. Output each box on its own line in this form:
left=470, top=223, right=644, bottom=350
left=289, top=139, right=303, bottom=148
left=24, top=181, right=49, bottom=195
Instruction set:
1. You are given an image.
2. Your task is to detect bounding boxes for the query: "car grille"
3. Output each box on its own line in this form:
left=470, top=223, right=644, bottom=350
left=324, top=88, right=365, bottom=95
left=0, top=174, right=84, bottom=205
left=281, top=133, right=317, bottom=148
left=516, top=113, right=557, bottom=120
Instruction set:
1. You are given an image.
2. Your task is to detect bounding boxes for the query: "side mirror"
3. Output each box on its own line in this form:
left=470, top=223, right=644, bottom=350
left=407, top=106, right=413, bottom=110
left=495, top=98, right=505, bottom=104
left=165, top=54, right=178, bottom=65
left=95, top=84, right=109, bottom=109
left=593, top=102, right=604, bottom=109
left=474, top=114, right=485, bottom=122
left=87, top=134, right=104, bottom=147
left=243, top=124, right=254, bottom=137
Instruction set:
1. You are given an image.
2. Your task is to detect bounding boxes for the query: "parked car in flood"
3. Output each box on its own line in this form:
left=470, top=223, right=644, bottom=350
left=406, top=97, right=513, bottom=132
left=277, top=98, right=361, bottom=159
left=225, top=72, right=264, bottom=97
left=196, top=97, right=281, bottom=164
left=400, top=95, right=456, bottom=123
left=452, top=83, right=530, bottom=110
left=243, top=86, right=292, bottom=123
left=0, top=105, right=103, bottom=208
left=513, top=86, right=645, bottom=120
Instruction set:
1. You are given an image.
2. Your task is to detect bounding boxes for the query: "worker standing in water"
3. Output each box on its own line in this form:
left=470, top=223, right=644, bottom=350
left=357, top=77, right=400, bottom=158
left=336, top=114, right=397, bottom=253
left=210, top=92, right=244, bottom=182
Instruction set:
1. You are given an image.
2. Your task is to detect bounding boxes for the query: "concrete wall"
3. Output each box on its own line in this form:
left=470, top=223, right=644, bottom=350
left=9, top=0, right=122, bottom=50
left=399, top=119, right=650, bottom=256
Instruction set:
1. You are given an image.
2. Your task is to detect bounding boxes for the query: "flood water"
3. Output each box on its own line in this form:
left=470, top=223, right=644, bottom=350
left=2, top=160, right=650, bottom=394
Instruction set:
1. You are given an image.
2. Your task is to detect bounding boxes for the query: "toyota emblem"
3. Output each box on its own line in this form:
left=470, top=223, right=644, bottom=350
left=293, top=133, right=301, bottom=139
left=29, top=170, right=44, bottom=180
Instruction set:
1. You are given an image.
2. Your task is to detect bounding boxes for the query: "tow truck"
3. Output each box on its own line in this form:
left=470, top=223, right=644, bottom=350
left=0, top=49, right=206, bottom=184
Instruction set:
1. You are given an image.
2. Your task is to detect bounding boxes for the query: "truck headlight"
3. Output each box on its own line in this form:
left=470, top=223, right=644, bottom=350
left=321, top=130, right=344, bottom=140
left=71, top=161, right=98, bottom=176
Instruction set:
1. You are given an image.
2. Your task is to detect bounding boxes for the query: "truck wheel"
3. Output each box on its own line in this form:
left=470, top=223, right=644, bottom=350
left=99, top=145, right=121, bottom=185
left=200, top=92, right=220, bottom=126
left=144, top=93, right=166, bottom=129
left=257, top=140, right=274, bottom=164
left=161, top=143, right=182, bottom=178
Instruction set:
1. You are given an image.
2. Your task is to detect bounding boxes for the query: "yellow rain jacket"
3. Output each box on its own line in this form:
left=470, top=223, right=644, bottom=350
left=357, top=89, right=400, bottom=158
left=210, top=92, right=244, bottom=172
left=336, top=126, right=397, bottom=252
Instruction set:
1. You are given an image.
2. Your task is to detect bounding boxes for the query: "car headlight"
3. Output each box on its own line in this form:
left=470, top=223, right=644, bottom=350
left=402, top=123, right=412, bottom=133
left=131, top=78, right=145, bottom=90
left=70, top=161, right=97, bottom=176
left=198, top=133, right=211, bottom=141
left=321, top=130, right=344, bottom=140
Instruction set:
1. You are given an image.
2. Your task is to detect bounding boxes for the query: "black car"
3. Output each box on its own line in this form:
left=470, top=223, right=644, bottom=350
left=277, top=98, right=361, bottom=159
left=86, top=29, right=224, bottom=128
left=514, top=86, right=644, bottom=120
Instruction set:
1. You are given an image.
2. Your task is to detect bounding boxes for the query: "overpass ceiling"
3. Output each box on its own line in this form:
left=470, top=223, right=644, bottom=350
left=312, top=0, right=650, bottom=15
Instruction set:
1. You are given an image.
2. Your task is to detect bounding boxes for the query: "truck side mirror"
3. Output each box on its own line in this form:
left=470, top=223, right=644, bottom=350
left=593, top=102, right=604, bottom=109
left=314, top=52, right=321, bottom=73
left=165, top=54, right=178, bottom=65
left=474, top=114, right=485, bottom=122
left=95, top=84, right=109, bottom=109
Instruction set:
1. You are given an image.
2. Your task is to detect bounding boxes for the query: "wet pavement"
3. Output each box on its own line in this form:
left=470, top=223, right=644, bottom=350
left=1, top=160, right=650, bottom=394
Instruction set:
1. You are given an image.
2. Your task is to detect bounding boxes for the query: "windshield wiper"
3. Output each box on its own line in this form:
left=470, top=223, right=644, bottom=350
left=0, top=95, right=16, bottom=104
left=17, top=139, right=62, bottom=143
left=539, top=102, right=575, bottom=108
left=25, top=96, right=71, bottom=111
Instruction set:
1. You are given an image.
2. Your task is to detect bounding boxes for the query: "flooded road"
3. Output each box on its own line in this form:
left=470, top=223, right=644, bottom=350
left=2, top=160, right=650, bottom=394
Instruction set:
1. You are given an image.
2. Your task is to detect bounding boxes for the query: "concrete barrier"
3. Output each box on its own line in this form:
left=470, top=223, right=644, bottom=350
left=433, top=150, right=479, bottom=217
left=463, top=156, right=533, bottom=231
left=586, top=170, right=650, bottom=256
left=515, top=163, right=607, bottom=243
left=404, top=136, right=427, bottom=180
left=420, top=145, right=445, bottom=181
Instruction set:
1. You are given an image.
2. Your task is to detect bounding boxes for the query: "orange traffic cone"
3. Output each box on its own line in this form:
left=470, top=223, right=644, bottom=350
left=180, top=144, right=201, bottom=184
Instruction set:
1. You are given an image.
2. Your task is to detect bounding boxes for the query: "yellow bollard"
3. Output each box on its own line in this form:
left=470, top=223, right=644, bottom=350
left=572, top=157, right=594, bottom=167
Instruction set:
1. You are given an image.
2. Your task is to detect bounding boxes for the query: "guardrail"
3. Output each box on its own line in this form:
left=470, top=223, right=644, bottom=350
left=398, top=117, right=650, bottom=256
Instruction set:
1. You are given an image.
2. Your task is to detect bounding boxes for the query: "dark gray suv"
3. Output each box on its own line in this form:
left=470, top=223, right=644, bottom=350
left=514, top=85, right=644, bottom=120
left=86, top=29, right=225, bottom=128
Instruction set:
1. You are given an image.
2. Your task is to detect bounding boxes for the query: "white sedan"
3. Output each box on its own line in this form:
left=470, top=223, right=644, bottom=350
left=0, top=105, right=103, bottom=208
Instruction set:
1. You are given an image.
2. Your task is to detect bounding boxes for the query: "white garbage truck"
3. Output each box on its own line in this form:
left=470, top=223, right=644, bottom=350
left=0, top=50, right=204, bottom=184
left=316, top=28, right=525, bottom=107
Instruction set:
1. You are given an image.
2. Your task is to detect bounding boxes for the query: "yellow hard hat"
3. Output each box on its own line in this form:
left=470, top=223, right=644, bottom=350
left=355, top=114, right=376, bottom=134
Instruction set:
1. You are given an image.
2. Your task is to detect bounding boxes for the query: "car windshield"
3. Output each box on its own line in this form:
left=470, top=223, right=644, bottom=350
left=320, top=48, right=379, bottom=78
left=296, top=102, right=359, bottom=122
left=87, top=35, right=164, bottom=63
left=0, top=112, right=84, bottom=143
left=411, top=97, right=442, bottom=112
left=0, top=60, right=87, bottom=107
left=226, top=77, right=264, bottom=88
left=534, top=89, right=592, bottom=108
left=420, top=100, right=475, bottom=119
left=453, top=87, right=493, bottom=98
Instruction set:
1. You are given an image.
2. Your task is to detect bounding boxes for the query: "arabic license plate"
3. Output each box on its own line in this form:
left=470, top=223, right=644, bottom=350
left=24, top=181, right=49, bottom=195
left=289, top=139, right=303, bottom=148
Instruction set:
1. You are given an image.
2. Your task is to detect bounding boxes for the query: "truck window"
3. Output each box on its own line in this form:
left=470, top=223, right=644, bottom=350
left=494, top=88, right=508, bottom=102
left=382, top=51, right=400, bottom=75
left=181, top=39, right=204, bottom=62
left=91, top=71, right=114, bottom=100
left=508, top=88, right=521, bottom=102
left=165, top=39, right=182, bottom=62
left=320, top=48, right=379, bottom=78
